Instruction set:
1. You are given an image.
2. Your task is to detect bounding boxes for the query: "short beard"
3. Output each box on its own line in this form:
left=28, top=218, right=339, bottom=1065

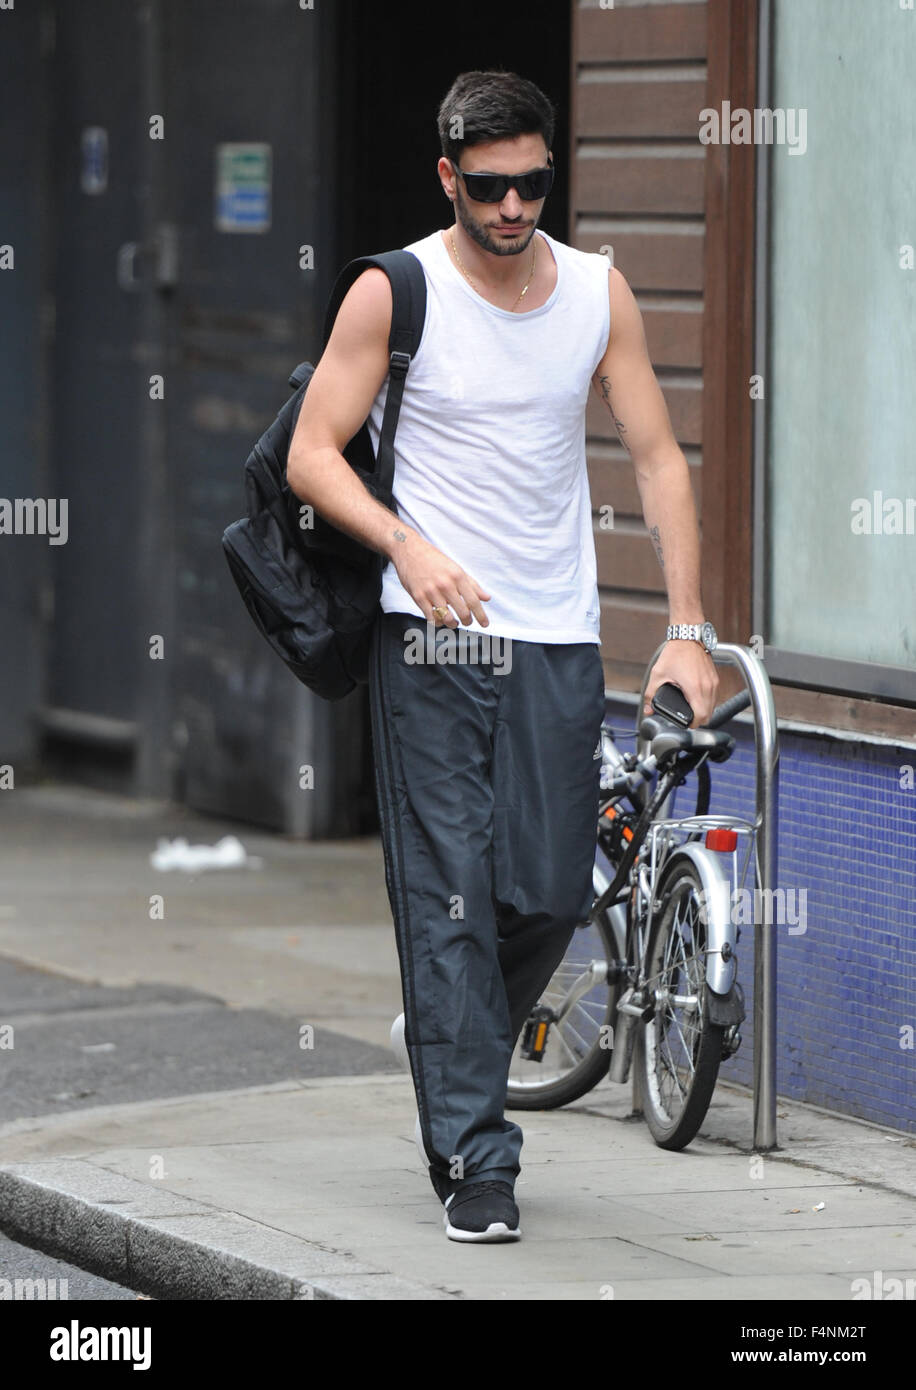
left=454, top=183, right=539, bottom=258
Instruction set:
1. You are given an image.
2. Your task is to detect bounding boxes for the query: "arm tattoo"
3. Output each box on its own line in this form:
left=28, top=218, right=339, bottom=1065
left=393, top=528, right=407, bottom=543
left=597, top=374, right=629, bottom=449
left=649, top=525, right=664, bottom=570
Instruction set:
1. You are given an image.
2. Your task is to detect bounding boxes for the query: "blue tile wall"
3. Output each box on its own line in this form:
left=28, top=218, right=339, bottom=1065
left=604, top=699, right=916, bottom=1135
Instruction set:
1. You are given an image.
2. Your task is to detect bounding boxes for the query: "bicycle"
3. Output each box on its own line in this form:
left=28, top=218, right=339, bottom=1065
left=506, top=682, right=757, bottom=1151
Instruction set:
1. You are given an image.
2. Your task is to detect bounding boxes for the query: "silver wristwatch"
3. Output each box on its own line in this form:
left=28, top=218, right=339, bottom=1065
left=666, top=621, right=718, bottom=654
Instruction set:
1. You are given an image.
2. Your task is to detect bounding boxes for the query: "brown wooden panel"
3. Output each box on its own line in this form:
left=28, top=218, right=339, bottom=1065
left=773, top=687, right=916, bottom=741
left=595, top=527, right=665, bottom=593
left=588, top=445, right=702, bottom=517
left=587, top=378, right=702, bottom=445
left=571, top=2, right=711, bottom=679
left=576, top=226, right=705, bottom=292
left=596, top=676, right=916, bottom=738
left=576, top=2, right=707, bottom=63
left=576, top=152, right=705, bottom=215
left=661, top=380, right=702, bottom=443
left=642, top=303, right=703, bottom=368
left=588, top=447, right=643, bottom=515
left=597, top=593, right=669, bottom=666
left=701, top=0, right=757, bottom=646
left=577, top=78, right=706, bottom=139
left=600, top=659, right=649, bottom=697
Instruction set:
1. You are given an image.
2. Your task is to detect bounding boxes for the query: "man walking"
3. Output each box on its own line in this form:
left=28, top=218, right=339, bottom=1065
left=287, top=70, right=719, bottom=1242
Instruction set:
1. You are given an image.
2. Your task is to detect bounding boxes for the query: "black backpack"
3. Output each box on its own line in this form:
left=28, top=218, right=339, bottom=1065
left=221, top=250, right=427, bottom=700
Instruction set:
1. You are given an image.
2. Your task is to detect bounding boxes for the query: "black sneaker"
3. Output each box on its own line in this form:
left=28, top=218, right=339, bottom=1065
left=443, top=1180, right=521, bottom=1243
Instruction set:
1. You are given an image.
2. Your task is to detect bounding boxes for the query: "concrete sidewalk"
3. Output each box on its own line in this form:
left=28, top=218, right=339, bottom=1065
left=0, top=784, right=913, bottom=1301
left=2, top=1067, right=914, bottom=1301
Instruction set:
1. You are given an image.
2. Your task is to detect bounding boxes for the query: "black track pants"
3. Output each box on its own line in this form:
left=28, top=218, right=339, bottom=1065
left=368, top=611, right=606, bottom=1202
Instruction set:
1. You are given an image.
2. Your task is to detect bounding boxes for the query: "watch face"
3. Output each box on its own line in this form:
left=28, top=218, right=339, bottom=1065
left=701, top=621, right=717, bottom=652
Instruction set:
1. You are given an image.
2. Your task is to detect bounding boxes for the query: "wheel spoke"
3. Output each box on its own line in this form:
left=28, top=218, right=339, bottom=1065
left=506, top=901, right=616, bottom=1095
left=656, top=904, right=696, bottom=1084
left=665, top=1005, right=695, bottom=1077
left=656, top=1024, right=687, bottom=1099
left=553, top=1020, right=588, bottom=1066
left=640, top=872, right=720, bottom=1133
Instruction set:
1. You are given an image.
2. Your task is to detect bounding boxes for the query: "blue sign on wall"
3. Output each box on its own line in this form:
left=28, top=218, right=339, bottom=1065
left=80, top=126, right=108, bottom=195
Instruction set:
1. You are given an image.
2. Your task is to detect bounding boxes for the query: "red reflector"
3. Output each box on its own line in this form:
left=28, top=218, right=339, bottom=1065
left=706, top=828, right=738, bottom=852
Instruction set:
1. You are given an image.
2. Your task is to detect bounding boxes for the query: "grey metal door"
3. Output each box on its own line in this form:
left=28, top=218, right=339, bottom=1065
left=42, top=0, right=368, bottom=834
left=43, top=0, right=153, bottom=782
left=159, top=0, right=367, bottom=835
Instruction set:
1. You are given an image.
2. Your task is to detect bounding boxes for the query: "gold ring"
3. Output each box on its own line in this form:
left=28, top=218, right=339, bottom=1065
left=432, top=606, right=448, bottom=621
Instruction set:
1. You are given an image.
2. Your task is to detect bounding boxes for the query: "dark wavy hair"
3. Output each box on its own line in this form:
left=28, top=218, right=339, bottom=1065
left=437, top=70, right=555, bottom=163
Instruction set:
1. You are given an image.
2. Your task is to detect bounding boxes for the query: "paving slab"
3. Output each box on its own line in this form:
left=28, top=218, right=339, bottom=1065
left=2, top=1070, right=915, bottom=1301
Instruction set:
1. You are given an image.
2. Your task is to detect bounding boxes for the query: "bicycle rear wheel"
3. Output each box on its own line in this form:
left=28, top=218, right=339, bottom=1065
left=505, top=851, right=622, bottom=1110
left=635, top=859, right=725, bottom=1149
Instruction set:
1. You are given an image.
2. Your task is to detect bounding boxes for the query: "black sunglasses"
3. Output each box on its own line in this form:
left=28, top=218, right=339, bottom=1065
left=450, top=156, right=554, bottom=203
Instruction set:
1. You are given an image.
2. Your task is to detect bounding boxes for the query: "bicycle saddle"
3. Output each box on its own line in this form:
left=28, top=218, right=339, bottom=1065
left=639, top=715, right=736, bottom=764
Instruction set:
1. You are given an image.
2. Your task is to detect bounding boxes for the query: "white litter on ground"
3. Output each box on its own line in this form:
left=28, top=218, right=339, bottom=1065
left=149, top=835, right=263, bottom=872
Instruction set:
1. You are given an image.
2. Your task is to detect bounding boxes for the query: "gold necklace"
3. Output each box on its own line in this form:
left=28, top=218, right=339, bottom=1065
left=450, top=228, right=537, bottom=311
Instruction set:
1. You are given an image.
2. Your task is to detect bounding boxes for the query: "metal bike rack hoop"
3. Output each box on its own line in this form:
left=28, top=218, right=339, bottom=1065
left=637, top=643, right=779, bottom=1151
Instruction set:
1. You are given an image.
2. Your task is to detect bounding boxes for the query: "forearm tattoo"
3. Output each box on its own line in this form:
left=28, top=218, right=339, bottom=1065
left=649, top=525, right=664, bottom=570
left=597, top=374, right=629, bottom=448
left=393, top=528, right=407, bottom=543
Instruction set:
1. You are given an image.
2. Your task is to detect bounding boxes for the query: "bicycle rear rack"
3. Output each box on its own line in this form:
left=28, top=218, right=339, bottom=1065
left=637, top=643, right=779, bottom=1151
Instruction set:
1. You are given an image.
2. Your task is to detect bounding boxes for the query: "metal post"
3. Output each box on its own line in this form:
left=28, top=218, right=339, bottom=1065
left=638, top=643, right=779, bottom=1150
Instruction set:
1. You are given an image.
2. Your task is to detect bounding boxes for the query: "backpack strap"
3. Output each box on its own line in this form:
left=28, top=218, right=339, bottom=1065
left=322, top=249, right=427, bottom=494
left=288, top=362, right=311, bottom=390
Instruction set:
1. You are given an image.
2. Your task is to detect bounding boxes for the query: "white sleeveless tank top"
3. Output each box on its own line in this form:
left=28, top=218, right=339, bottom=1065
left=365, top=227, right=610, bottom=644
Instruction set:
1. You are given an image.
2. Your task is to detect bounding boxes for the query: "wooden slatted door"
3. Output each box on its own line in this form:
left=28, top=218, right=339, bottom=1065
left=571, top=0, right=708, bottom=693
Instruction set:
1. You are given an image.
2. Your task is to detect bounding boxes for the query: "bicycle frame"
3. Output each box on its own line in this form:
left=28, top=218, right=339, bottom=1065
left=639, top=644, right=779, bottom=1149
left=508, top=651, right=777, bottom=1139
left=592, top=742, right=755, bottom=1087
left=641, top=815, right=756, bottom=994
